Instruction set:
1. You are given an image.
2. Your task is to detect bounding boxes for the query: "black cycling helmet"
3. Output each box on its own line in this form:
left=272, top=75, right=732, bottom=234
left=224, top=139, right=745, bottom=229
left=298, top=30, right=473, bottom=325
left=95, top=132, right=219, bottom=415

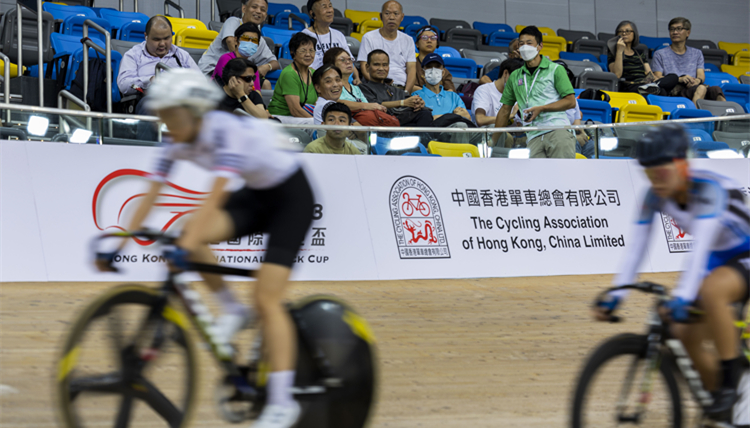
left=635, top=123, right=689, bottom=167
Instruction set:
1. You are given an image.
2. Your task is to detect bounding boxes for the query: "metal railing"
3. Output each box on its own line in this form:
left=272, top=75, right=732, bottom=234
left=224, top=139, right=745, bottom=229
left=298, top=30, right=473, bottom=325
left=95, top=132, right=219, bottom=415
left=0, top=52, right=10, bottom=123
left=15, top=1, right=45, bottom=107
left=287, top=13, right=309, bottom=30
left=164, top=0, right=186, bottom=19
left=58, top=90, right=92, bottom=130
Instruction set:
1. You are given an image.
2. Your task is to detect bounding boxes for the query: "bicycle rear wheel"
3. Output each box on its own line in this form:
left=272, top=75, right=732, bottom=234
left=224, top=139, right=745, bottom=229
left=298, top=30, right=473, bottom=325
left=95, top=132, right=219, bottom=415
left=56, top=284, right=198, bottom=428
left=571, top=333, right=682, bottom=428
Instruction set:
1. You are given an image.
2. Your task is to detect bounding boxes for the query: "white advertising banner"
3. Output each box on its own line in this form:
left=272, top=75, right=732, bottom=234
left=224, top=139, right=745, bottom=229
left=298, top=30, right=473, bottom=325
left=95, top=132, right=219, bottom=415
left=1, top=141, right=748, bottom=282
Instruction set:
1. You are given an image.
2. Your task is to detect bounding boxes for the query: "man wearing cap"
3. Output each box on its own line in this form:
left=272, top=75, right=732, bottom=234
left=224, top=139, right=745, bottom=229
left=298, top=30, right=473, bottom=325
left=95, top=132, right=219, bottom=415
left=356, top=0, right=416, bottom=92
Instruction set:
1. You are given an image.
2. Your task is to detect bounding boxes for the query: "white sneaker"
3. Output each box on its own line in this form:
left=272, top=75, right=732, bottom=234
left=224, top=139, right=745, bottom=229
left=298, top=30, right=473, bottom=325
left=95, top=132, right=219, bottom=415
left=250, top=402, right=301, bottom=428
left=211, top=308, right=254, bottom=345
left=638, top=82, right=660, bottom=95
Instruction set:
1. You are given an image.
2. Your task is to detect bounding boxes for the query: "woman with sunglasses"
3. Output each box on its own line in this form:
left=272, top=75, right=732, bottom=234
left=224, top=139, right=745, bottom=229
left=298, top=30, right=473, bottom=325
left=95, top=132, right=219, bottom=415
left=413, top=26, right=455, bottom=92
left=212, top=23, right=274, bottom=90
left=322, top=47, right=387, bottom=113
left=218, top=57, right=271, bottom=119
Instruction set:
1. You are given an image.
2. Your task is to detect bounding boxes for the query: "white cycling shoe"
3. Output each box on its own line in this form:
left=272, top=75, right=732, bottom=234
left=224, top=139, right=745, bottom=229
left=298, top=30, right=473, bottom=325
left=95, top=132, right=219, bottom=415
left=211, top=307, right=255, bottom=345
left=250, top=402, right=301, bottom=428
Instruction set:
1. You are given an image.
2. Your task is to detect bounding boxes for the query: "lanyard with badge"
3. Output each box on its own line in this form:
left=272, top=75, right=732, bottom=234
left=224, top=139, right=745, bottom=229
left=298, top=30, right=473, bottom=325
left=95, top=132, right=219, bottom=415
left=520, top=68, right=541, bottom=124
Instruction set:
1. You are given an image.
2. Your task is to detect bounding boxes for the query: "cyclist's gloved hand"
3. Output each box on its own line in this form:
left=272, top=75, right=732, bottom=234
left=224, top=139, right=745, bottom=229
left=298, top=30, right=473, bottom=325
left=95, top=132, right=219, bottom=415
left=663, top=297, right=691, bottom=323
left=164, top=246, right=191, bottom=271
left=595, top=294, right=621, bottom=315
left=95, top=251, right=119, bottom=272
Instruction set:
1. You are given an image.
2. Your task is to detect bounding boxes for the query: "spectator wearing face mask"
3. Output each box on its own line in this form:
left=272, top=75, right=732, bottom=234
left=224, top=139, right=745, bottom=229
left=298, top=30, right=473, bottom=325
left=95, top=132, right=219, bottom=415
left=492, top=26, right=576, bottom=158
left=412, top=26, right=455, bottom=92
left=199, top=0, right=279, bottom=83
left=212, top=23, right=274, bottom=90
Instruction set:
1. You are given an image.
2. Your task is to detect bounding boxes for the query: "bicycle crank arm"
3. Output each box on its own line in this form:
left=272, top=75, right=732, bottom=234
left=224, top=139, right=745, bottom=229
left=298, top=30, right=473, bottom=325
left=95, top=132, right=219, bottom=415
left=290, top=386, right=328, bottom=395
left=617, top=413, right=642, bottom=423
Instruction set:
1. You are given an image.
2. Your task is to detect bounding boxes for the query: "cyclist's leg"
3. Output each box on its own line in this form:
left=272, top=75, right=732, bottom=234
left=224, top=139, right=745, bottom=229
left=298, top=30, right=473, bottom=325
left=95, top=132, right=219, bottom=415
left=185, top=209, right=235, bottom=292
left=672, top=321, right=717, bottom=390
left=254, top=261, right=296, bottom=372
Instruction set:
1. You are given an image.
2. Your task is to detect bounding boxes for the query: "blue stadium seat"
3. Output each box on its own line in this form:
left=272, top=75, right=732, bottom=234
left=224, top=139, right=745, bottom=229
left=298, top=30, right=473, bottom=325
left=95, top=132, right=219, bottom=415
left=265, top=69, right=282, bottom=89
left=401, top=15, right=428, bottom=29
left=402, top=152, right=440, bottom=157
left=693, top=141, right=730, bottom=158
left=118, top=21, right=147, bottom=42
left=272, top=12, right=310, bottom=31
left=639, top=36, right=671, bottom=52
left=560, top=52, right=599, bottom=62
left=42, top=3, right=96, bottom=21
left=487, top=31, right=519, bottom=47
left=578, top=99, right=612, bottom=123
left=64, top=47, right=123, bottom=103
left=646, top=94, right=695, bottom=113
left=62, top=16, right=112, bottom=43
left=435, top=46, right=461, bottom=58
left=90, top=7, right=118, bottom=17
left=704, top=72, right=738, bottom=87
left=98, top=10, right=149, bottom=38
left=687, top=128, right=714, bottom=143
left=473, top=22, right=513, bottom=42
left=704, top=63, right=720, bottom=72
left=267, top=3, right=300, bottom=23
left=261, top=26, right=296, bottom=49
left=405, top=23, right=423, bottom=40
left=574, top=88, right=585, bottom=97
left=669, top=108, right=714, bottom=134
left=279, top=40, right=292, bottom=59
left=720, top=84, right=750, bottom=111
left=442, top=57, right=478, bottom=78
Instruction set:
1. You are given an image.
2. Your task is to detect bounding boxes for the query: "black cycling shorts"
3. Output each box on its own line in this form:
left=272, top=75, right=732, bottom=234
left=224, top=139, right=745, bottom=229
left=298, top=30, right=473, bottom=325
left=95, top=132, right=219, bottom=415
left=724, top=250, right=750, bottom=305
left=223, top=168, right=314, bottom=268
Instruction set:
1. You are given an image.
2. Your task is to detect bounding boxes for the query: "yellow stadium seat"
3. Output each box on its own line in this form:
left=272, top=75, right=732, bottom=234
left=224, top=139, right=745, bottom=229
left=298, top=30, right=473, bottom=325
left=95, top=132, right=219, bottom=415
left=575, top=153, right=587, bottom=159
left=166, top=16, right=207, bottom=42
left=0, top=59, right=24, bottom=78
left=427, top=141, right=480, bottom=157
left=617, top=104, right=663, bottom=123
left=540, top=35, right=566, bottom=60
left=718, top=41, right=750, bottom=57
left=351, top=18, right=382, bottom=41
left=345, top=9, right=380, bottom=31
left=175, top=28, right=219, bottom=49
left=733, top=51, right=750, bottom=67
left=515, top=25, right=556, bottom=37
left=602, top=91, right=647, bottom=121
left=720, top=64, right=750, bottom=79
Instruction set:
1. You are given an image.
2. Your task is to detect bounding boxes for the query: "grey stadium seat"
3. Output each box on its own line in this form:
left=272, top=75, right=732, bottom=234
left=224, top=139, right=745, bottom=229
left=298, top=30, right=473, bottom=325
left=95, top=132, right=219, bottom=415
left=716, top=113, right=750, bottom=133
left=111, top=39, right=139, bottom=57
left=462, top=49, right=506, bottom=68
left=452, top=77, right=477, bottom=87
left=430, top=18, right=471, bottom=39
left=2, top=8, right=54, bottom=66
left=557, top=29, right=596, bottom=44
left=483, top=61, right=501, bottom=77
left=701, top=49, right=729, bottom=68
left=712, top=131, right=750, bottom=151
left=331, top=17, right=353, bottom=36
left=740, top=75, right=750, bottom=85
left=285, top=127, right=312, bottom=148
left=573, top=39, right=608, bottom=57
left=444, top=28, right=483, bottom=51
left=209, top=21, right=223, bottom=32
left=611, top=125, right=652, bottom=158
left=261, top=89, right=274, bottom=107
left=346, top=36, right=360, bottom=57
left=577, top=70, right=618, bottom=91
left=477, top=45, right=508, bottom=53
left=597, top=32, right=615, bottom=41
left=560, top=59, right=603, bottom=78
left=183, top=47, right=206, bottom=64
left=696, top=99, right=745, bottom=117
left=216, top=0, right=242, bottom=22
left=686, top=39, right=718, bottom=50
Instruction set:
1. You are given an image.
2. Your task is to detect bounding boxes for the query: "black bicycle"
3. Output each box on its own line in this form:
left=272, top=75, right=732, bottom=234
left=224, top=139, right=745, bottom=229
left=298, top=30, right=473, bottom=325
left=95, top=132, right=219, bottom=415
left=56, top=231, right=377, bottom=428
left=571, top=282, right=750, bottom=428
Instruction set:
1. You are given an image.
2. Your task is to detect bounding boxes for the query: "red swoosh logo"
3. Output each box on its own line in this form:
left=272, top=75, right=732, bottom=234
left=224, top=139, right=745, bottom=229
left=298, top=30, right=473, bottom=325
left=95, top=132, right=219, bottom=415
left=92, top=169, right=209, bottom=246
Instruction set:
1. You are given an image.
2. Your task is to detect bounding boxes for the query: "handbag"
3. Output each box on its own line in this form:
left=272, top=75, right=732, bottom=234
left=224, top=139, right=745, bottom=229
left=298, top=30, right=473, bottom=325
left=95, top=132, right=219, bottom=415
left=633, top=52, right=657, bottom=84
left=353, top=109, right=400, bottom=127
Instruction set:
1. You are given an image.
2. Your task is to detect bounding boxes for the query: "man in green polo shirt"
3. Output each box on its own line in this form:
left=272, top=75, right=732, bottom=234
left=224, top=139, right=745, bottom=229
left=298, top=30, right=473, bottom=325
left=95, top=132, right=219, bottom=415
left=492, top=26, right=577, bottom=158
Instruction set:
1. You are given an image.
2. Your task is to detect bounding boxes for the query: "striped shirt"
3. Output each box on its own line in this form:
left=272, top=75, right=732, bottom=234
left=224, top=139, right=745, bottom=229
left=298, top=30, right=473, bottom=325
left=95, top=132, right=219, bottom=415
left=151, top=111, right=299, bottom=189
left=607, top=50, right=647, bottom=83
left=614, top=169, right=750, bottom=302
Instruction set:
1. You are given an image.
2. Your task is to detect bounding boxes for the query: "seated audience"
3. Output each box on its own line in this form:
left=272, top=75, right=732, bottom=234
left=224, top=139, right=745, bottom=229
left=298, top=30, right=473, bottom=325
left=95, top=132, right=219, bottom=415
left=311, top=65, right=368, bottom=153
left=303, top=0, right=360, bottom=83
left=268, top=33, right=318, bottom=124
left=199, top=0, right=279, bottom=84
left=473, top=58, right=524, bottom=126
left=607, top=20, right=678, bottom=96
left=323, top=47, right=387, bottom=113
left=480, top=38, right=519, bottom=84
left=651, top=17, right=726, bottom=103
left=211, top=23, right=274, bottom=90
left=304, top=103, right=363, bottom=155
left=117, top=16, right=200, bottom=140
left=413, top=26, right=455, bottom=92
left=217, top=58, right=270, bottom=119
left=357, top=1, right=416, bottom=92
left=493, top=26, right=576, bottom=159
left=359, top=50, right=433, bottom=127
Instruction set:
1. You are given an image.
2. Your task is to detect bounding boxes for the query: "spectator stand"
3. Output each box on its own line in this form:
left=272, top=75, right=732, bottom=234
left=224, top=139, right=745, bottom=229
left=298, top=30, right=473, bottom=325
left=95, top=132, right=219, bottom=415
left=266, top=3, right=300, bottom=25
left=473, top=22, right=513, bottom=44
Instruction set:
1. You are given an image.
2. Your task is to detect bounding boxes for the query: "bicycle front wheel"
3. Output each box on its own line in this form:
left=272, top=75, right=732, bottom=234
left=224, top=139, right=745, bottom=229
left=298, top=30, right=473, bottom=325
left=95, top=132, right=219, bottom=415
left=56, top=284, right=198, bottom=428
left=571, top=333, right=682, bottom=428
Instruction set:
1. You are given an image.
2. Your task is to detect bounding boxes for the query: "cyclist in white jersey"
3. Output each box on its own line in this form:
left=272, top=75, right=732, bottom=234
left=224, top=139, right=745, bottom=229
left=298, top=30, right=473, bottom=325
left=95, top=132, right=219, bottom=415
left=96, top=69, right=312, bottom=428
left=594, top=123, right=750, bottom=420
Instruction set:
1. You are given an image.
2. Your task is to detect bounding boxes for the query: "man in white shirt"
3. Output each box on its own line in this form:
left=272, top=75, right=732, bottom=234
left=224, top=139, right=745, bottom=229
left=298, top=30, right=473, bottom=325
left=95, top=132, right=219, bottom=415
left=356, top=1, right=416, bottom=92
left=198, top=0, right=280, bottom=80
left=472, top=58, right=524, bottom=126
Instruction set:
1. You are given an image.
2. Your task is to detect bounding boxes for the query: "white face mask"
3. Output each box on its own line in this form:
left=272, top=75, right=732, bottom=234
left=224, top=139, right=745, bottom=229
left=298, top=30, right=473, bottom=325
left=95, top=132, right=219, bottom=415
left=519, top=44, right=539, bottom=61
left=424, top=68, right=443, bottom=86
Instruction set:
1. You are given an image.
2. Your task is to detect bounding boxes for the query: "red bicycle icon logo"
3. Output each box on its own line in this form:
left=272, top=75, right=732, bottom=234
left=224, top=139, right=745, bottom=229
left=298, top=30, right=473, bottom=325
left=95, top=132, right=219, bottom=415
left=401, top=192, right=431, bottom=217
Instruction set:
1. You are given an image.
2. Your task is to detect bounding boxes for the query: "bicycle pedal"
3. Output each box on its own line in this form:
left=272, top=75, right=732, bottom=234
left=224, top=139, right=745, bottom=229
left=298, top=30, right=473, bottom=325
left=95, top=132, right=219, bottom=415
left=323, top=377, right=343, bottom=388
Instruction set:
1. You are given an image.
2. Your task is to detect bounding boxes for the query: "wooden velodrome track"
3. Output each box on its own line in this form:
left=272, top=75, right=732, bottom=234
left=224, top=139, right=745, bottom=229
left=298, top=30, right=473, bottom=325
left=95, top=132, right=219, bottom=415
left=1, top=272, right=684, bottom=427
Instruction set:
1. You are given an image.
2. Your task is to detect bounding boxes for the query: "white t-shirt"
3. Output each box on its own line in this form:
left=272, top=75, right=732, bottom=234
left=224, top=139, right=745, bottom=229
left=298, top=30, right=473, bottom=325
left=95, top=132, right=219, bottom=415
left=151, top=111, right=299, bottom=189
left=357, top=30, right=415, bottom=86
left=302, top=27, right=353, bottom=70
left=566, top=99, right=582, bottom=125
left=313, top=97, right=335, bottom=125
left=471, top=82, right=503, bottom=120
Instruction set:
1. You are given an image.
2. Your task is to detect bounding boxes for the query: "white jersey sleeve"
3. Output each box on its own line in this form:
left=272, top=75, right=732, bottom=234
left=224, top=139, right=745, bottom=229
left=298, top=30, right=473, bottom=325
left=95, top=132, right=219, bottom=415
left=149, top=142, right=181, bottom=183
left=611, top=190, right=658, bottom=299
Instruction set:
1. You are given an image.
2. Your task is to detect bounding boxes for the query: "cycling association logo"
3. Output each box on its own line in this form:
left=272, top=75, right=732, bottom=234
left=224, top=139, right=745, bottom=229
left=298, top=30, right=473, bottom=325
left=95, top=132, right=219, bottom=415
left=660, top=213, right=693, bottom=253
left=389, top=176, right=450, bottom=259
left=92, top=169, right=208, bottom=246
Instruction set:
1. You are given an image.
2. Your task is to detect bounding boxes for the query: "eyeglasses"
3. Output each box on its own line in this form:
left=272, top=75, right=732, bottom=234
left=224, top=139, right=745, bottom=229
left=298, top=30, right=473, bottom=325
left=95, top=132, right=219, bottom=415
left=239, top=35, right=260, bottom=43
left=337, top=56, right=355, bottom=64
left=238, top=74, right=255, bottom=83
left=669, top=26, right=687, bottom=33
left=616, top=30, right=633, bottom=35
left=419, top=35, right=438, bottom=41
left=296, top=49, right=315, bottom=56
